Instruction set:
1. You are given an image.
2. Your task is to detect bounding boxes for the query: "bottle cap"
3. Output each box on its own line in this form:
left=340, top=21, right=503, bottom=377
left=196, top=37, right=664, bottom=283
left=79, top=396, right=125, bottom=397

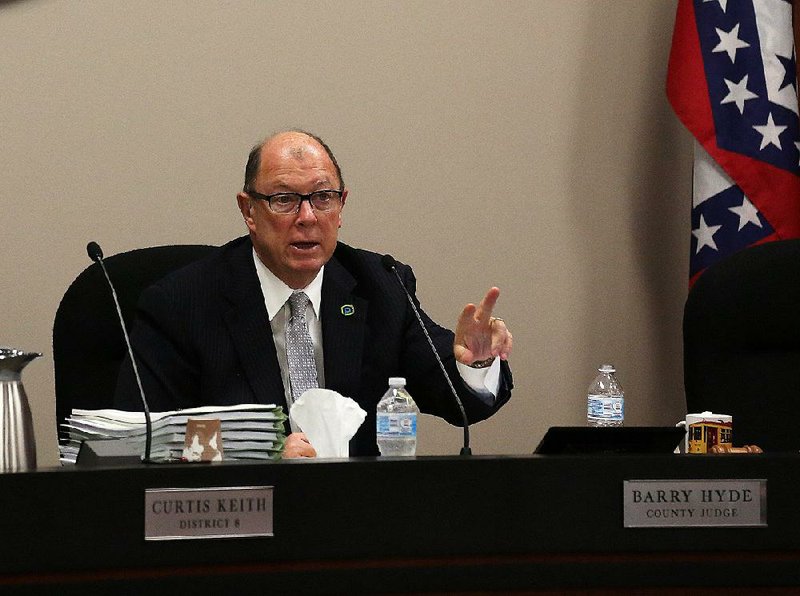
left=598, top=363, right=616, bottom=373
left=388, top=377, right=406, bottom=387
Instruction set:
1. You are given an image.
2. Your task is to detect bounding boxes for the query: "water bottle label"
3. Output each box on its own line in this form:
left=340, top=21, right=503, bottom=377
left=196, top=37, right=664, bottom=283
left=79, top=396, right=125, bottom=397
left=376, top=412, right=417, bottom=437
left=587, top=394, right=624, bottom=421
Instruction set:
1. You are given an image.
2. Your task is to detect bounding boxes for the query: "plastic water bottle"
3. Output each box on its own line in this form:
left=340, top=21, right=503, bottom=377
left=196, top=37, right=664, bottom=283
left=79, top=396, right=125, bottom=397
left=376, top=377, right=419, bottom=456
left=587, top=364, right=624, bottom=427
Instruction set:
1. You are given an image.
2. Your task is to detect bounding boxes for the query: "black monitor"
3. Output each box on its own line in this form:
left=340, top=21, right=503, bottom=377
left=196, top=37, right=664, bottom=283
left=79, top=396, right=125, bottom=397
left=534, top=426, right=686, bottom=455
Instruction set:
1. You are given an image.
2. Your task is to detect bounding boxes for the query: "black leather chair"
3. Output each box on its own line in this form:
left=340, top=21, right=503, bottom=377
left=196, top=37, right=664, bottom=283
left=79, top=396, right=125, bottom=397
left=683, top=239, right=800, bottom=452
left=53, top=245, right=216, bottom=440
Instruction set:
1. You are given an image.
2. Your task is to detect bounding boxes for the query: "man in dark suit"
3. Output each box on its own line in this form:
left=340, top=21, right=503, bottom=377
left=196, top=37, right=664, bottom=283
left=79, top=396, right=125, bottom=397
left=115, top=130, right=513, bottom=457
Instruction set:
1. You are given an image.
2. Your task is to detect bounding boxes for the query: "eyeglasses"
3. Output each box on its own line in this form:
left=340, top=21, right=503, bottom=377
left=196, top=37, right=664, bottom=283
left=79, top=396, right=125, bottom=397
left=246, top=189, right=344, bottom=215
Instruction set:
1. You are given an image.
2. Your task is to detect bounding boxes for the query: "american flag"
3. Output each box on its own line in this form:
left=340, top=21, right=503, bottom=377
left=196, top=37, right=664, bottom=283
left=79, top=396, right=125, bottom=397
left=667, top=0, right=800, bottom=284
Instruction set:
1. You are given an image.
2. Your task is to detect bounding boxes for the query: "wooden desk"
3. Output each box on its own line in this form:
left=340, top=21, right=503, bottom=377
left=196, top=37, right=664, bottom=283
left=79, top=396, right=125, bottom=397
left=1, top=454, right=799, bottom=593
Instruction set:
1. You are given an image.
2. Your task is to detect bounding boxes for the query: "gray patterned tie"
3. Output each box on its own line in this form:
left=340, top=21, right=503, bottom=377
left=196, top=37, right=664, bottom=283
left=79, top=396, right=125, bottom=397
left=286, top=291, right=318, bottom=402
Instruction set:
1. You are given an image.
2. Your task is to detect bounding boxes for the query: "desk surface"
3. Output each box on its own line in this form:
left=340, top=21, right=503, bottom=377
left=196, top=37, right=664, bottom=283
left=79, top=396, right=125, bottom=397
left=2, top=454, right=799, bottom=593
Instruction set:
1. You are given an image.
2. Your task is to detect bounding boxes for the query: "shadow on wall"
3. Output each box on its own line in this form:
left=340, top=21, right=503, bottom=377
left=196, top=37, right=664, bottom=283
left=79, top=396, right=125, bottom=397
left=566, top=1, right=691, bottom=424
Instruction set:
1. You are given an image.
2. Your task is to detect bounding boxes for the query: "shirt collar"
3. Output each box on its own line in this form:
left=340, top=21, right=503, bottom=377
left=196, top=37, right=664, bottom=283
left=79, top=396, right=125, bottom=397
left=252, top=249, right=324, bottom=321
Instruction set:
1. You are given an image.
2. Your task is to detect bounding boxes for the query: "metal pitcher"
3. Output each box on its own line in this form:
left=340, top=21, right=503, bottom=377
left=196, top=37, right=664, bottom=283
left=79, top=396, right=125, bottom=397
left=0, top=347, right=40, bottom=472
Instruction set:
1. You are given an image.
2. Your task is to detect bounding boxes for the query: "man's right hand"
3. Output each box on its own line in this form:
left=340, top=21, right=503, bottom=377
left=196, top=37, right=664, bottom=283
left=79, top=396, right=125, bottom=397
left=282, top=432, right=317, bottom=458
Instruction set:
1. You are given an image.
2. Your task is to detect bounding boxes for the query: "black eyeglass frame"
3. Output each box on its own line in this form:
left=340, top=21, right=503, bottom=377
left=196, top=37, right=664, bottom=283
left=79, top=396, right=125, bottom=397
left=245, top=189, right=344, bottom=214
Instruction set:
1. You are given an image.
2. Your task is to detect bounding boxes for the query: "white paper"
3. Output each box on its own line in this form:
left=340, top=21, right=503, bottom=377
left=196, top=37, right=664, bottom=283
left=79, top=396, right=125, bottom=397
left=289, top=389, right=366, bottom=458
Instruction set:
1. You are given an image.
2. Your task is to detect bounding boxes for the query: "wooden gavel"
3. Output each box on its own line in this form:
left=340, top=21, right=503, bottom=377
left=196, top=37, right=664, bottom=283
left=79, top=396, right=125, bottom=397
left=709, top=444, right=763, bottom=454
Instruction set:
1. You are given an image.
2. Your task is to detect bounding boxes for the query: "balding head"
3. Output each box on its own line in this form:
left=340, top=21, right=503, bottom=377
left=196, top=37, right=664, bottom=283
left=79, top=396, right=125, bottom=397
left=243, top=130, right=344, bottom=193
left=236, top=129, right=347, bottom=289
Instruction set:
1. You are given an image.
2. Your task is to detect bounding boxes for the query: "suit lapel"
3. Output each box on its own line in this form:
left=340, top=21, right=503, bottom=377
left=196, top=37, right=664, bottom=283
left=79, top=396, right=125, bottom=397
left=321, top=255, right=368, bottom=399
left=220, top=239, right=287, bottom=410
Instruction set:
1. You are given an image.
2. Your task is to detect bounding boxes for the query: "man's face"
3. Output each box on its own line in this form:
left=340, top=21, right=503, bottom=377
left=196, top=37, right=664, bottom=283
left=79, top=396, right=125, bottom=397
left=237, top=133, right=346, bottom=289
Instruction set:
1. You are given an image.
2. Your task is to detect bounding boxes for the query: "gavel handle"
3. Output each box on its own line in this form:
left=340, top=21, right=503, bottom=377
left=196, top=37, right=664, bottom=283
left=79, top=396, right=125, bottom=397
left=709, top=444, right=763, bottom=454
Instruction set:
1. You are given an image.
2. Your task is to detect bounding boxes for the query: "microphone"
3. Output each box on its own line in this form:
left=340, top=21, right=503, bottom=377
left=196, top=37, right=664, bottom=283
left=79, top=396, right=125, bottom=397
left=87, top=241, right=154, bottom=463
left=381, top=254, right=472, bottom=456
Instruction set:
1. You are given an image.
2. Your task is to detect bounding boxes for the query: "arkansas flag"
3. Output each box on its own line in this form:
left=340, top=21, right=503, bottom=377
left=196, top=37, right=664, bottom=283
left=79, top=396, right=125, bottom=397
left=667, top=0, right=800, bottom=285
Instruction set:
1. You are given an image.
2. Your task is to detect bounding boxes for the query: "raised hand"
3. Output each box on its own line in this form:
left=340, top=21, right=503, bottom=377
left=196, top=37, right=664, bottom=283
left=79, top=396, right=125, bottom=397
left=453, top=287, right=513, bottom=366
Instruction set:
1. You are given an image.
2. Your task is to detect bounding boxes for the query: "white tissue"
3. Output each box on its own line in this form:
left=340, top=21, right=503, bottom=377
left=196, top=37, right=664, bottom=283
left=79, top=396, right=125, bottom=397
left=289, top=388, right=366, bottom=458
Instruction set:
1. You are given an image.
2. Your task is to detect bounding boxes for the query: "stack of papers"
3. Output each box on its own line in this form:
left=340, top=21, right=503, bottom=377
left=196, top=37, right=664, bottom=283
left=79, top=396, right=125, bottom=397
left=59, top=404, right=286, bottom=465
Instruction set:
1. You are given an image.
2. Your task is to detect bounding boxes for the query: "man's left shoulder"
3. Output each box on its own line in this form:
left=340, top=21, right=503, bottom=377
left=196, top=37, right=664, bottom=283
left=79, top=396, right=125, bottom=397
left=332, top=242, right=385, bottom=271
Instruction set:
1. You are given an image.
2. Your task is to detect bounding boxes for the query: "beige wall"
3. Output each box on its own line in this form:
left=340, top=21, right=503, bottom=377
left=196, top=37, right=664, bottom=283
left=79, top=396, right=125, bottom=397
left=0, top=0, right=691, bottom=466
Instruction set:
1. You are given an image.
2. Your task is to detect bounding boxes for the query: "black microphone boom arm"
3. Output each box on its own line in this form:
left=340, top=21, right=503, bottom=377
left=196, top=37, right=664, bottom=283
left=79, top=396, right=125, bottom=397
left=382, top=254, right=472, bottom=456
left=86, top=241, right=154, bottom=463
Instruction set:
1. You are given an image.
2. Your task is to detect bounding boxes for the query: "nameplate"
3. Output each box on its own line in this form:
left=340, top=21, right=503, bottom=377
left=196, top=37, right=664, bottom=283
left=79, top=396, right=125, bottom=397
left=144, top=486, right=274, bottom=540
left=623, top=479, right=766, bottom=528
